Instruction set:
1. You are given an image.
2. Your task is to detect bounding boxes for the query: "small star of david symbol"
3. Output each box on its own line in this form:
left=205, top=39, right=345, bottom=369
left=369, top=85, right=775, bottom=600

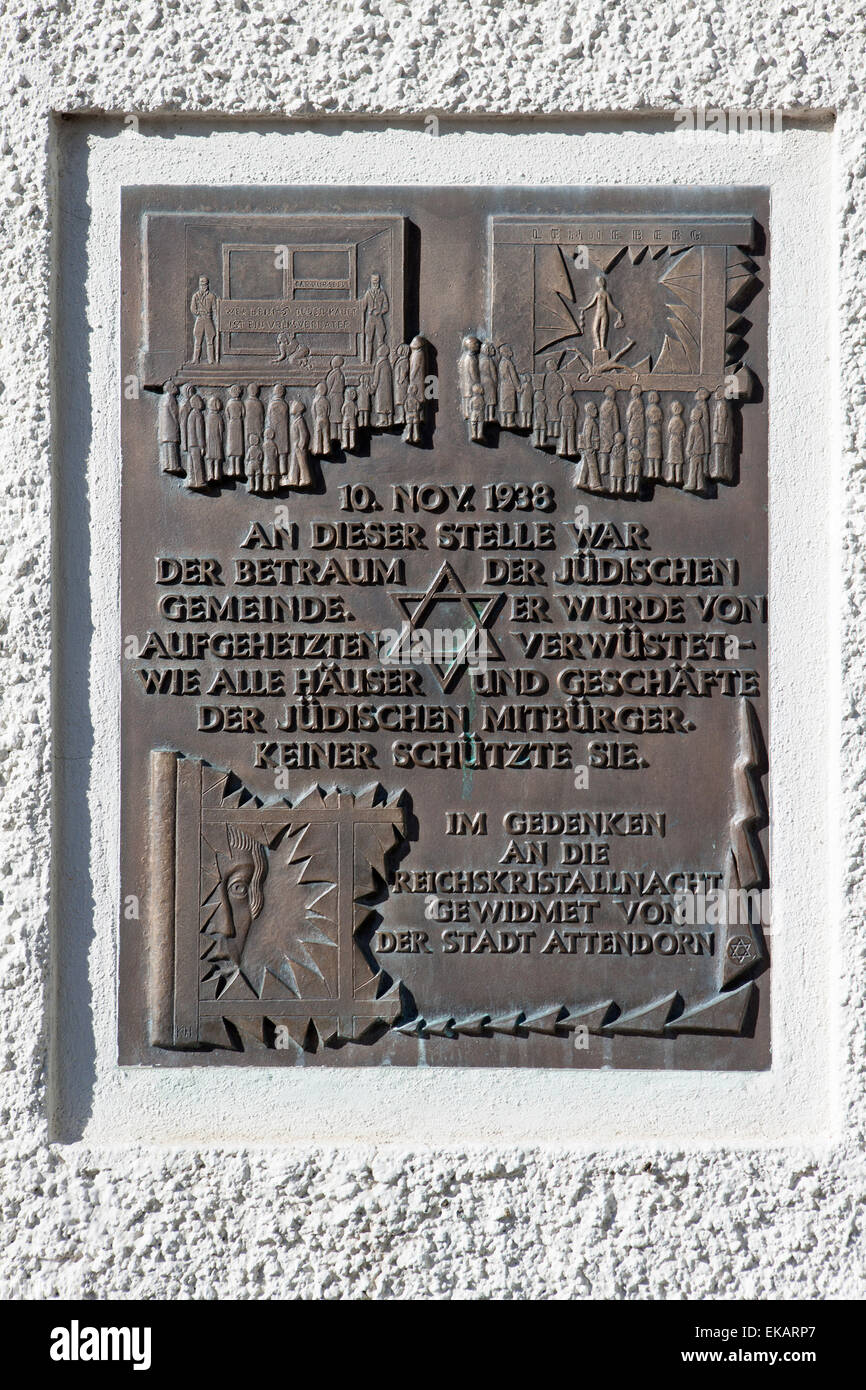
left=727, top=936, right=754, bottom=963
left=390, top=561, right=504, bottom=692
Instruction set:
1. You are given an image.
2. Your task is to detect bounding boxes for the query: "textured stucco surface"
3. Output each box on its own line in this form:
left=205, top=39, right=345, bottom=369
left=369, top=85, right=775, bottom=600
left=57, top=125, right=833, bottom=1150
left=0, top=0, right=864, bottom=1299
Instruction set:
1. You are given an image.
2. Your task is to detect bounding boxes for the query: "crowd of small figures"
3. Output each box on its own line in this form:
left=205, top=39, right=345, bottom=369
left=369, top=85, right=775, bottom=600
left=458, top=336, right=738, bottom=495
left=157, top=337, right=428, bottom=492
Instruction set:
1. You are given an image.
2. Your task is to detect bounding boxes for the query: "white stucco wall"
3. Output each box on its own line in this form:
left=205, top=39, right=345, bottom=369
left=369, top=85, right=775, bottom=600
left=0, top=1, right=863, bottom=1298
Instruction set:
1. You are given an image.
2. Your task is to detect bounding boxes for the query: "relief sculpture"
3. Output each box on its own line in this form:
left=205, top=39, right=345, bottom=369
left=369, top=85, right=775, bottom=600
left=149, top=751, right=409, bottom=1052
left=139, top=210, right=430, bottom=493
left=460, top=215, right=759, bottom=498
left=122, top=187, right=770, bottom=1069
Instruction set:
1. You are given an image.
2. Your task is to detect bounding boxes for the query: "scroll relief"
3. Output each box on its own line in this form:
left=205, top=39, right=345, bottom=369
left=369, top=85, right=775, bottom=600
left=149, top=753, right=411, bottom=1052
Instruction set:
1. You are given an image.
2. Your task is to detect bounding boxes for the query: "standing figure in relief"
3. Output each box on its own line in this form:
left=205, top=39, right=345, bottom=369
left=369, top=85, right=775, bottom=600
left=372, top=344, right=394, bottom=426
left=458, top=335, right=481, bottom=420
left=288, top=401, right=313, bottom=488
left=190, top=274, right=217, bottom=365
left=542, top=356, right=565, bottom=438
left=178, top=383, right=194, bottom=469
left=644, top=390, right=663, bottom=480
left=311, top=382, right=331, bottom=455
left=531, top=388, right=548, bottom=448
left=341, top=388, right=358, bottom=451
left=392, top=343, right=410, bottom=425
left=158, top=381, right=182, bottom=475
left=362, top=273, right=389, bottom=364
left=684, top=405, right=707, bottom=492
left=224, top=384, right=245, bottom=478
left=479, top=341, right=498, bottom=423
left=408, top=335, right=427, bottom=425
left=625, top=385, right=645, bottom=475
left=468, top=384, right=486, bottom=442
left=577, top=274, right=624, bottom=354
left=558, top=388, right=579, bottom=457
left=497, top=344, right=520, bottom=427
left=664, top=400, right=685, bottom=485
left=245, top=434, right=263, bottom=493
left=244, top=384, right=264, bottom=452
left=518, top=373, right=533, bottom=429
left=577, top=400, right=602, bottom=491
left=262, top=427, right=279, bottom=494
left=357, top=376, right=372, bottom=428
left=185, top=394, right=207, bottom=489
left=325, top=356, right=346, bottom=442
left=204, top=394, right=224, bottom=483
left=598, top=385, right=619, bottom=483
left=627, top=435, right=643, bottom=497
left=267, top=385, right=290, bottom=476
left=403, top=384, right=422, bottom=444
left=694, top=388, right=712, bottom=483
left=710, top=388, right=734, bottom=482
left=609, top=431, right=626, bottom=495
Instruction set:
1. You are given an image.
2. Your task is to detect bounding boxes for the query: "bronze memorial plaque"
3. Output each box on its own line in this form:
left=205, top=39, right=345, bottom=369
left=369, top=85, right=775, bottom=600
left=119, top=187, right=769, bottom=1069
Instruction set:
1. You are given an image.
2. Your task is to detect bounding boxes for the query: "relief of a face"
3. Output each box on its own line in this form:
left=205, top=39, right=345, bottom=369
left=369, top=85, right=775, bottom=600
left=211, top=828, right=267, bottom=965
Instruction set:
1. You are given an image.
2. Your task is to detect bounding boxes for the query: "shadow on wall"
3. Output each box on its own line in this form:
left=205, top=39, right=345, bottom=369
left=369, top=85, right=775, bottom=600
left=50, top=116, right=97, bottom=1141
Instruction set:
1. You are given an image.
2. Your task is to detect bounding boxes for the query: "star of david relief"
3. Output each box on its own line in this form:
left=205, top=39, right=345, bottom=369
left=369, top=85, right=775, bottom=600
left=389, top=562, right=505, bottom=692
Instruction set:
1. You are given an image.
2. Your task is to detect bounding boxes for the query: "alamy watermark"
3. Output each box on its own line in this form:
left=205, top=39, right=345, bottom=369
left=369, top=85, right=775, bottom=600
left=50, top=1321, right=151, bottom=1371
left=674, top=108, right=783, bottom=137
left=673, top=887, right=771, bottom=928
left=378, top=625, right=491, bottom=673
